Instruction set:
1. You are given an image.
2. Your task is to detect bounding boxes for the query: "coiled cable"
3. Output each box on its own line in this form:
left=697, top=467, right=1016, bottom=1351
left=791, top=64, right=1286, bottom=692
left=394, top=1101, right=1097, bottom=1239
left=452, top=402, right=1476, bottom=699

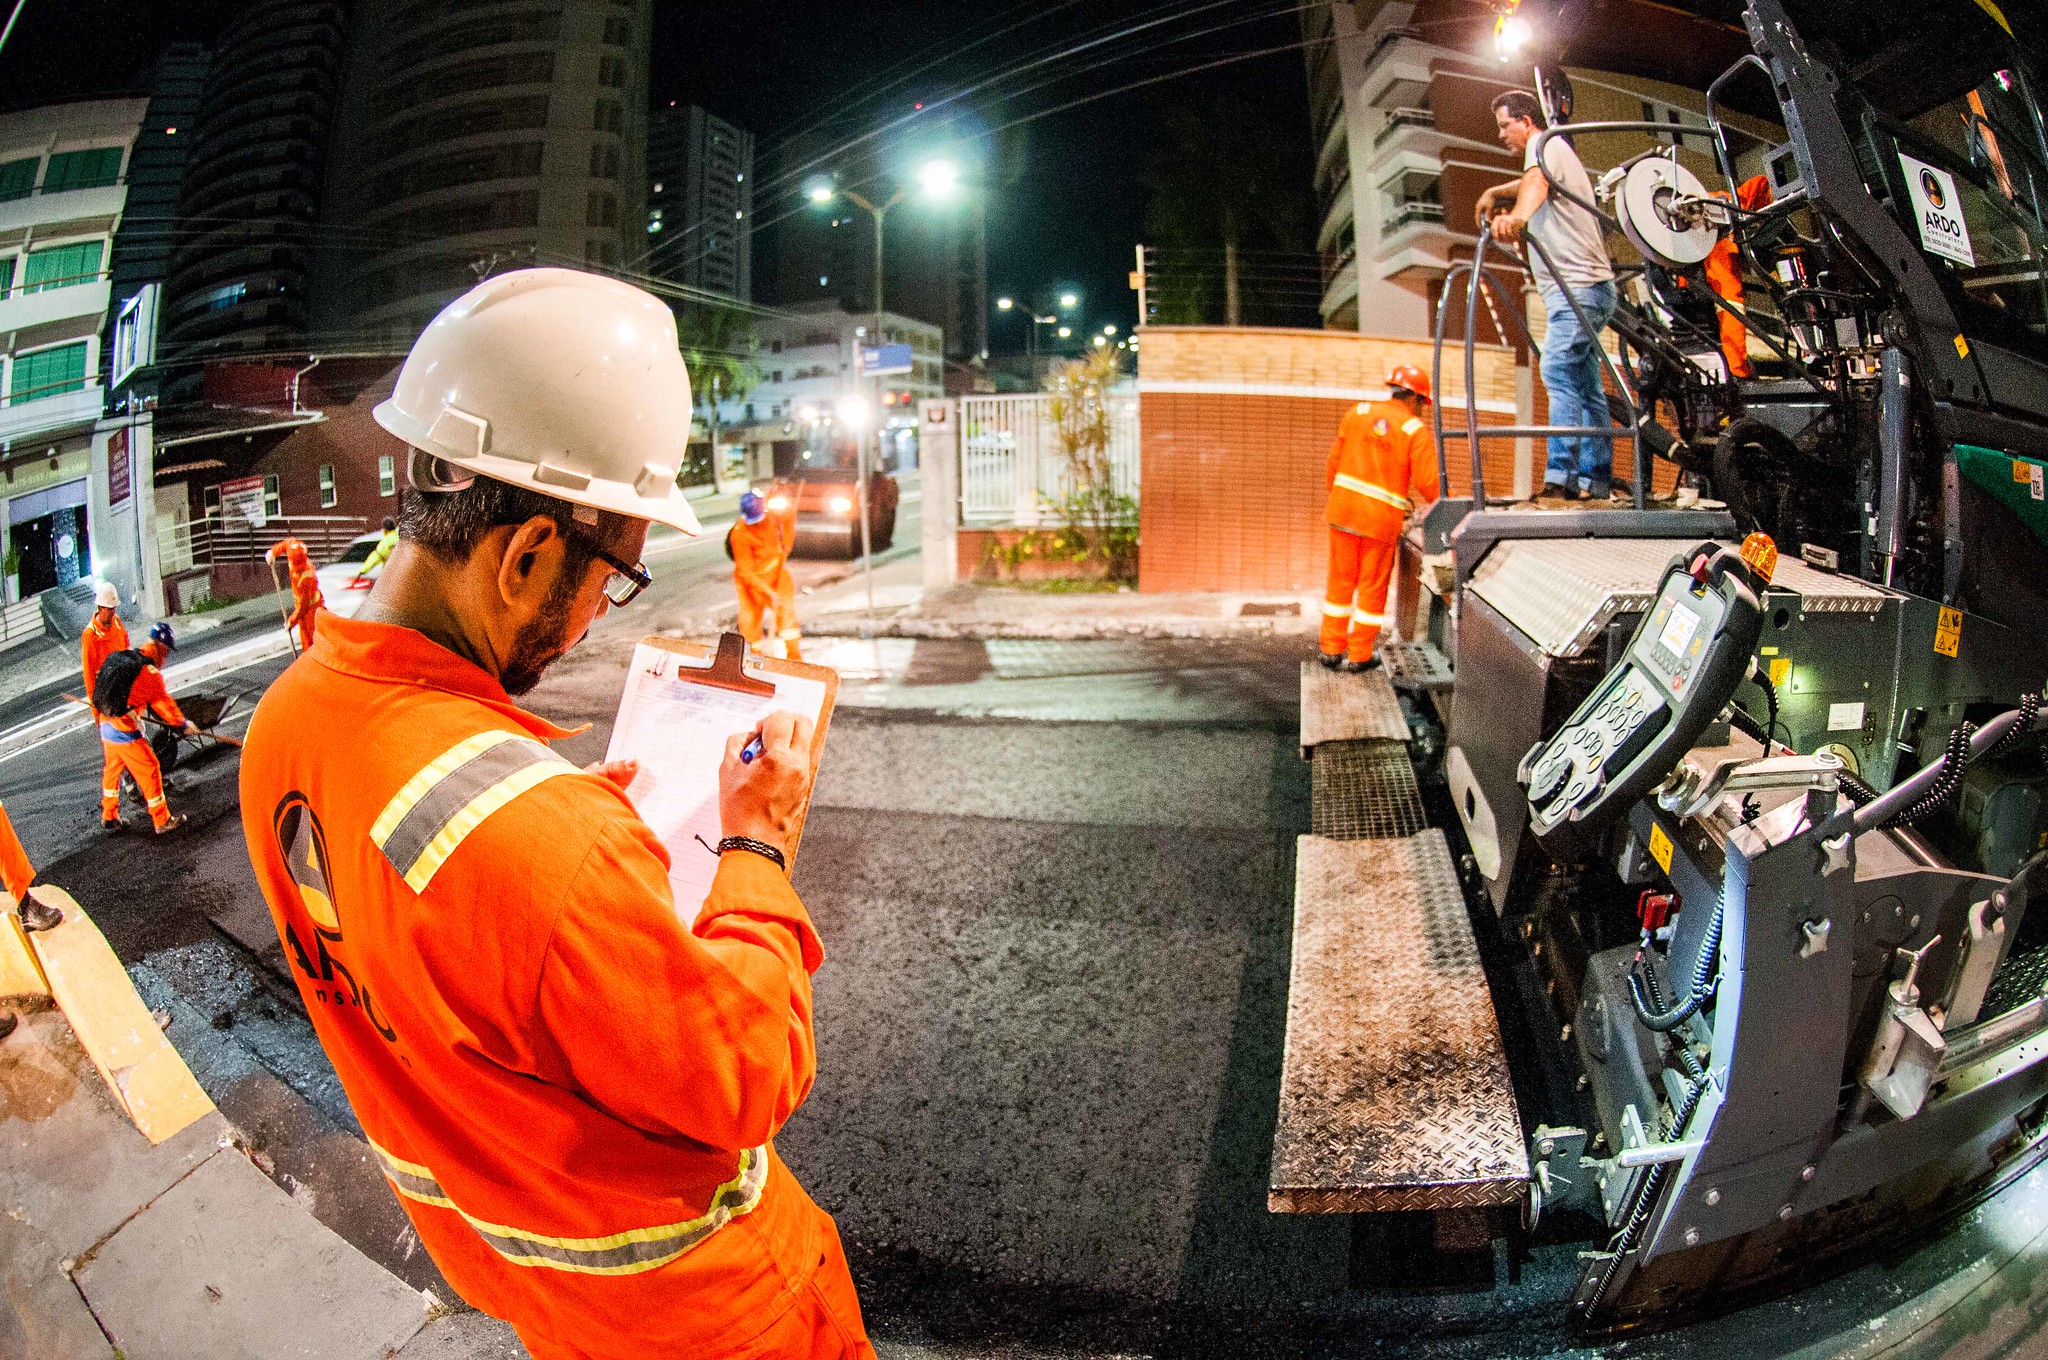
left=1628, top=902, right=1725, bottom=1033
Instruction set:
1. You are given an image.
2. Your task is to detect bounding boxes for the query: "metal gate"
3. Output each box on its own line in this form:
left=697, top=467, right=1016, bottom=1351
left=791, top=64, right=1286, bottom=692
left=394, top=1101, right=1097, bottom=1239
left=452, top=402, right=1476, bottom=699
left=958, top=391, right=1139, bottom=526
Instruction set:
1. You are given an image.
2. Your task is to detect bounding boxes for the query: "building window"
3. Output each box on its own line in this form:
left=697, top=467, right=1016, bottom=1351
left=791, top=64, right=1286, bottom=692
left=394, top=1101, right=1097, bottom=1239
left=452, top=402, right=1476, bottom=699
left=318, top=464, right=337, bottom=509
left=40, top=147, right=122, bottom=192
left=0, top=255, right=13, bottom=296
left=771, top=370, right=783, bottom=383
left=594, top=100, right=623, bottom=133
left=203, top=484, right=221, bottom=516
left=7, top=341, right=88, bottom=403
left=0, top=157, right=36, bottom=202
left=602, top=15, right=632, bottom=44
left=378, top=454, right=397, bottom=497
left=590, top=143, right=619, bottom=179
left=598, top=54, right=627, bottom=88
left=262, top=474, right=282, bottom=520
left=22, top=240, right=104, bottom=293
left=587, top=191, right=617, bottom=227
left=1640, top=98, right=1714, bottom=153
left=770, top=339, right=782, bottom=353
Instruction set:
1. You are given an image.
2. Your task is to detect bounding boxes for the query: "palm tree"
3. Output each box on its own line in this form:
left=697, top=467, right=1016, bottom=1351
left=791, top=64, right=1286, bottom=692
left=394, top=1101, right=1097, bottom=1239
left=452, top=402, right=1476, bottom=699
left=676, top=305, right=761, bottom=493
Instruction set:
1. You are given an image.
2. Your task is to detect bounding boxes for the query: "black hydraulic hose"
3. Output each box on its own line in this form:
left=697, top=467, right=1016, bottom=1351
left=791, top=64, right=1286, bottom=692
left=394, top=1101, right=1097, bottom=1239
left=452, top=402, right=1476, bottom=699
left=1877, top=721, right=1978, bottom=830
left=1990, top=693, right=2042, bottom=760
left=1641, top=963, right=1708, bottom=1084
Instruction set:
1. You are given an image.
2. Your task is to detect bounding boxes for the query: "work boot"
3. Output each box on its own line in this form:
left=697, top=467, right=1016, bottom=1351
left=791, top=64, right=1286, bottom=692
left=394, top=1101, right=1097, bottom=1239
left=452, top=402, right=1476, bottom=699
left=155, top=813, right=187, bottom=835
left=103, top=817, right=125, bottom=833
left=1340, top=656, right=1383, bottom=674
left=1317, top=651, right=1344, bottom=670
left=18, top=893, right=62, bottom=933
left=0, top=1013, right=16, bottom=1043
left=1538, top=483, right=1569, bottom=500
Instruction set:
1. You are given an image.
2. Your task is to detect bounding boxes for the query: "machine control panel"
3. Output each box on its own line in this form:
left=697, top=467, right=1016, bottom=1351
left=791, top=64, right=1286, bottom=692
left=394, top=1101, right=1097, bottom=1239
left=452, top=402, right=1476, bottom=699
left=1520, top=543, right=1765, bottom=847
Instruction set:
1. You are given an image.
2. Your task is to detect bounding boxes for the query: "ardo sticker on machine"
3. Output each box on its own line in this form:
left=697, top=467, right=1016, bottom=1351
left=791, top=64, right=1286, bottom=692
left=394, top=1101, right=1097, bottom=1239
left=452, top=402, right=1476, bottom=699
left=1899, top=153, right=1976, bottom=267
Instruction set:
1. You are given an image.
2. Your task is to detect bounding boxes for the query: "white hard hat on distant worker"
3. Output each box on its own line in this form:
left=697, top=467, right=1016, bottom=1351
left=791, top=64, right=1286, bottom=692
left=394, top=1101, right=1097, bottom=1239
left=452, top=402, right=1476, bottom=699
left=94, top=581, right=120, bottom=609
left=372, top=268, right=701, bottom=535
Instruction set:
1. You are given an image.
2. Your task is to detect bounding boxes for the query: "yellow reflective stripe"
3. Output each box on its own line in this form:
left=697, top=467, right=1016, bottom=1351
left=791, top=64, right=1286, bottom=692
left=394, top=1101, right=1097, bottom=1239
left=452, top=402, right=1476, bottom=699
left=1401, top=417, right=1425, bottom=435
left=1321, top=600, right=1353, bottom=618
left=366, top=1138, right=768, bottom=1276
left=1332, top=473, right=1411, bottom=510
left=1352, top=607, right=1388, bottom=626
left=399, top=760, right=573, bottom=895
left=370, top=731, right=515, bottom=846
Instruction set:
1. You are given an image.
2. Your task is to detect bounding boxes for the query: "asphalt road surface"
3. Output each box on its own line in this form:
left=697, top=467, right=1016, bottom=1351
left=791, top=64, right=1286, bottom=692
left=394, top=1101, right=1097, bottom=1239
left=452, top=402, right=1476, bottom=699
left=7, top=523, right=2046, bottom=1359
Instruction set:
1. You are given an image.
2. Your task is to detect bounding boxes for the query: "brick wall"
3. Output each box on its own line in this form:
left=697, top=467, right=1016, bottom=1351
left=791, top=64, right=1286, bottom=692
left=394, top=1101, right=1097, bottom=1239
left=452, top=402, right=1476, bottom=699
left=1136, top=326, right=1524, bottom=593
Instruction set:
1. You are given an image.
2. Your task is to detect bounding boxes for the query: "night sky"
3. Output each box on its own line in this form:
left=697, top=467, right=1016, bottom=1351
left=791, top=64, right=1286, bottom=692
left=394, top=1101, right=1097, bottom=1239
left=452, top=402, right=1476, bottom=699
left=0, top=1, right=1317, bottom=345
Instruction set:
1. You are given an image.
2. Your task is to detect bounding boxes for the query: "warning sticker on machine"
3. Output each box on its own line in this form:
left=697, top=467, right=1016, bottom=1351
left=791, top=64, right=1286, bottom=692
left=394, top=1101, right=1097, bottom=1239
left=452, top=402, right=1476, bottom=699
left=2034, top=464, right=2045, bottom=501
left=1899, top=153, right=1976, bottom=267
left=1935, top=605, right=1964, bottom=657
left=1828, top=701, right=1866, bottom=732
left=1648, top=823, right=1674, bottom=873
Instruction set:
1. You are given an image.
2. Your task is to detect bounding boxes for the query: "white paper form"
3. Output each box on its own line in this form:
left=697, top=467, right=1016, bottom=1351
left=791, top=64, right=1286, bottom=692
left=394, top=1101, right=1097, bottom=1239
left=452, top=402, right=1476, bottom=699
left=604, top=641, right=828, bottom=918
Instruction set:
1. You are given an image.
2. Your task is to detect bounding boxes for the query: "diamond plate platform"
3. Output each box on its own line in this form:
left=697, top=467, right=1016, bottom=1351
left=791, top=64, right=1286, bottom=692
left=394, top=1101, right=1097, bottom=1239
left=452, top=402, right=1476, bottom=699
left=1378, top=639, right=1454, bottom=692
left=1300, top=661, right=1409, bottom=755
left=1311, top=741, right=1426, bottom=840
left=1270, top=831, right=1529, bottom=1213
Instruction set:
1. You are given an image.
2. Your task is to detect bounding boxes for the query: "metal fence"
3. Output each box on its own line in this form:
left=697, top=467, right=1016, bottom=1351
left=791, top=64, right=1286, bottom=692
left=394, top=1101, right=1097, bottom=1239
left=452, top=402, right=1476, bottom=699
left=958, top=391, right=1140, bottom=526
left=158, top=514, right=369, bottom=573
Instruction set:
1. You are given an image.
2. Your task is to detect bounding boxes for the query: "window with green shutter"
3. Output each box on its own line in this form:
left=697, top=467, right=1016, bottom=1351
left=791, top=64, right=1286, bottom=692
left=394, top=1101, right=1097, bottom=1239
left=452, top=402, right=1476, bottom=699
left=0, top=157, right=36, bottom=201
left=22, top=241, right=103, bottom=293
left=7, top=342, right=89, bottom=403
left=40, top=147, right=122, bottom=192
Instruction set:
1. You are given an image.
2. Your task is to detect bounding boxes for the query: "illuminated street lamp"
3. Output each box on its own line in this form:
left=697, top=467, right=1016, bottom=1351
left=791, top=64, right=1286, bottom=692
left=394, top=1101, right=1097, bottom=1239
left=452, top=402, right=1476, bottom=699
left=996, top=296, right=1014, bottom=310
left=835, top=393, right=870, bottom=429
left=1102, top=323, right=1117, bottom=335
left=1057, top=325, right=1072, bottom=339
left=1059, top=291, right=1079, bottom=310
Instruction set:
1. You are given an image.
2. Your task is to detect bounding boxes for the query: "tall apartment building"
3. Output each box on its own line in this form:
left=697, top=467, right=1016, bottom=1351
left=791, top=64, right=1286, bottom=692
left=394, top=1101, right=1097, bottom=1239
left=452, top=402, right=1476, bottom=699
left=0, top=99, right=149, bottom=630
left=647, top=105, right=752, bottom=302
left=162, top=1, right=346, bottom=361
left=317, top=0, right=653, bottom=347
left=1304, top=0, right=1774, bottom=339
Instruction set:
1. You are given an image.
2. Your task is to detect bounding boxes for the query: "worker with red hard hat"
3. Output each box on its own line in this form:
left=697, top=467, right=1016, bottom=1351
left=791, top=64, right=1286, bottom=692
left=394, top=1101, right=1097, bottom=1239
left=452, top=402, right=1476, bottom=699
left=1319, top=364, right=1441, bottom=672
left=238, top=267, right=871, bottom=1359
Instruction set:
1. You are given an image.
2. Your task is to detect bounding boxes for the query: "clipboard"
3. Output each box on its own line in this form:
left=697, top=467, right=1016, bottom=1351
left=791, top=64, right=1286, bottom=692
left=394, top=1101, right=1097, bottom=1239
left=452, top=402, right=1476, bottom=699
left=604, top=632, right=837, bottom=920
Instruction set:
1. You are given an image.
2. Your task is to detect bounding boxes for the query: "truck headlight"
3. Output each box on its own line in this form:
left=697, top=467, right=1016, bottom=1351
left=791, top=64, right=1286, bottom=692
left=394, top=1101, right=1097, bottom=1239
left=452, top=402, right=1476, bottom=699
left=829, top=495, right=854, bottom=514
left=767, top=495, right=789, bottom=512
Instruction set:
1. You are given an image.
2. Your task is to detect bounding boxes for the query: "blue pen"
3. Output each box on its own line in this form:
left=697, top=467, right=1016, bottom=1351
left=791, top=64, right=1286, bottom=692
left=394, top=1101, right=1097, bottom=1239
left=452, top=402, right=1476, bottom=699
left=740, top=732, right=765, bottom=764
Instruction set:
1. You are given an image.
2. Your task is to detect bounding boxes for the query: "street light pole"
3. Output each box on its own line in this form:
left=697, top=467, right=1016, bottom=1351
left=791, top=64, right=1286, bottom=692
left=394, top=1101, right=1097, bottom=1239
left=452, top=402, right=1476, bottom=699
left=841, top=187, right=904, bottom=618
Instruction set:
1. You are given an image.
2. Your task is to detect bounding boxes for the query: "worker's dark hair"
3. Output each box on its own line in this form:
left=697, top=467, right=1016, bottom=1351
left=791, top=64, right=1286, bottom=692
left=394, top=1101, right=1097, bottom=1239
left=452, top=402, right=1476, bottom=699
left=1491, top=90, right=1547, bottom=129
left=382, top=517, right=397, bottom=532
left=400, top=472, right=631, bottom=570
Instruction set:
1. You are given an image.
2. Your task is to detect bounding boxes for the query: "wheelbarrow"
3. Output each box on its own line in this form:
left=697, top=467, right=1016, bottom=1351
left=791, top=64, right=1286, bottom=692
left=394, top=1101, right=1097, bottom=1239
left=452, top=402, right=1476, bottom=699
left=143, top=690, right=244, bottom=772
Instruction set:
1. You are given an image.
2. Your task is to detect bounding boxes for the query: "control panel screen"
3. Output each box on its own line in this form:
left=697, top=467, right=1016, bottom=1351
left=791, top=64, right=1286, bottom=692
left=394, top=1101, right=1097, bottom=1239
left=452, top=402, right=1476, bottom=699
left=1657, top=599, right=1701, bottom=660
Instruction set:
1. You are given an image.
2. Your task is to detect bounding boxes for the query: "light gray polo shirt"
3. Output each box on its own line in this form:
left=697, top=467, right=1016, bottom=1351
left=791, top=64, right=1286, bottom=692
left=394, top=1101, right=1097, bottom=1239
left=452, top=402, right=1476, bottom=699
left=1523, top=135, right=1614, bottom=294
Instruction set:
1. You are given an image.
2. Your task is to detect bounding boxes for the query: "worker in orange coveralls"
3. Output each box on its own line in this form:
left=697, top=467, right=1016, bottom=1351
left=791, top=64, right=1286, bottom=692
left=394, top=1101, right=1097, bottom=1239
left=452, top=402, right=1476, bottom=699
left=1320, top=365, right=1441, bottom=673
left=1701, top=175, right=1773, bottom=379
left=730, top=490, right=803, bottom=660
left=82, top=581, right=129, bottom=706
left=268, top=537, right=324, bottom=652
left=97, top=622, right=192, bottom=835
left=239, top=268, right=872, bottom=1360
left=0, top=797, right=63, bottom=1043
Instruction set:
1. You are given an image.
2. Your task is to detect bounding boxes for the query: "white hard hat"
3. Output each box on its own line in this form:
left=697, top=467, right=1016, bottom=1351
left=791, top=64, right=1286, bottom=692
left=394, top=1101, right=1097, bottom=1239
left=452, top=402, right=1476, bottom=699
left=373, top=268, right=700, bottom=534
left=94, top=581, right=120, bottom=609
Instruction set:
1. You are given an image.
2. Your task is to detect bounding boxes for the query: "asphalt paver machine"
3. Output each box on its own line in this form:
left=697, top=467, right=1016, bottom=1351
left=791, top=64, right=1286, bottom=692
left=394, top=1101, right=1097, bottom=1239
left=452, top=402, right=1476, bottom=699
left=1400, top=0, right=2048, bottom=1329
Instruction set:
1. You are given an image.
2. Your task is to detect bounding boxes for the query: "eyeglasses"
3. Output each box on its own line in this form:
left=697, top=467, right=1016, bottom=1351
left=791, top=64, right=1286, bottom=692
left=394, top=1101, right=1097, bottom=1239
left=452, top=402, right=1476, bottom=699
left=569, top=528, right=653, bottom=606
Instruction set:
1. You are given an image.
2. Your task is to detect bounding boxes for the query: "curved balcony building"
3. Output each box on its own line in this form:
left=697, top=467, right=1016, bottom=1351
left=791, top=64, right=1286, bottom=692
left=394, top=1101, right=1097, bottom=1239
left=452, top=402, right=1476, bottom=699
left=162, top=0, right=346, bottom=360
left=317, top=0, right=651, bottom=347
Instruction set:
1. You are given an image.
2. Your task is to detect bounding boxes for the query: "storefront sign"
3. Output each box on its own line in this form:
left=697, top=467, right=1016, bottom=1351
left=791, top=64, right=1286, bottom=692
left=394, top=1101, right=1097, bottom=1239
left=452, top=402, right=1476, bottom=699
left=218, top=475, right=267, bottom=528
left=107, top=427, right=131, bottom=509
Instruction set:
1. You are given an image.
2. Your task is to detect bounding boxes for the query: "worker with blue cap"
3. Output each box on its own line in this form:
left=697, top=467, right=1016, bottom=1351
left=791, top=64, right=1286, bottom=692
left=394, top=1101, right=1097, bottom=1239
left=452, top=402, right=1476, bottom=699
left=727, top=490, right=803, bottom=660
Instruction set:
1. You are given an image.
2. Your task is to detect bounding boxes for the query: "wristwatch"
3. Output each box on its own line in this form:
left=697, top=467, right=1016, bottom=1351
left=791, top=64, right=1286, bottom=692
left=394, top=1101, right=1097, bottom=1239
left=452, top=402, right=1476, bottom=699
left=716, top=835, right=787, bottom=871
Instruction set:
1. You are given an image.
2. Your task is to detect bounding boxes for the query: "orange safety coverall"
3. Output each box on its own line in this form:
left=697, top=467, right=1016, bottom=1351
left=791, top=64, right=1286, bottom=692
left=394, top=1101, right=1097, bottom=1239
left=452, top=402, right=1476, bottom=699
left=0, top=798, right=34, bottom=902
left=100, top=661, right=185, bottom=830
left=1323, top=400, right=1440, bottom=662
left=286, top=570, right=323, bottom=653
left=82, top=613, right=130, bottom=710
left=731, top=510, right=803, bottom=662
left=1702, top=175, right=1774, bottom=380
left=238, top=613, right=870, bottom=1360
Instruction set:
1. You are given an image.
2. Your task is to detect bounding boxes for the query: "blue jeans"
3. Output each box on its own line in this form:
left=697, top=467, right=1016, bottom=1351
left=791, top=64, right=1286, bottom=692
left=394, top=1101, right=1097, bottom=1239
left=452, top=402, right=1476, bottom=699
left=1539, top=280, right=1619, bottom=495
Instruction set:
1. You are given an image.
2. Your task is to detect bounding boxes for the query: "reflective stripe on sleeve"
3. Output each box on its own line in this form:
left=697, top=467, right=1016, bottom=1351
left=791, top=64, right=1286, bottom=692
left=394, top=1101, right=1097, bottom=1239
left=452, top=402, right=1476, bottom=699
left=367, top=1139, right=769, bottom=1276
left=1331, top=473, right=1411, bottom=511
left=370, top=731, right=575, bottom=894
left=1401, top=417, right=1425, bottom=435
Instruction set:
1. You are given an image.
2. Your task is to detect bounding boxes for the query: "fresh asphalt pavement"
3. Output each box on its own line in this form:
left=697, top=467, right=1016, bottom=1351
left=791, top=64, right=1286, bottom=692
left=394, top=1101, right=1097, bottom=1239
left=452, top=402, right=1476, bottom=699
left=7, top=514, right=2046, bottom=1357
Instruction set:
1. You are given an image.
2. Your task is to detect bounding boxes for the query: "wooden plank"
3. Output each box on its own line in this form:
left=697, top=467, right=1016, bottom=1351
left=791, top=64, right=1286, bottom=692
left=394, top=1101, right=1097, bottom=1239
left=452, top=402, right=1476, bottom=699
left=1270, top=832, right=1528, bottom=1212
left=26, top=887, right=214, bottom=1145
